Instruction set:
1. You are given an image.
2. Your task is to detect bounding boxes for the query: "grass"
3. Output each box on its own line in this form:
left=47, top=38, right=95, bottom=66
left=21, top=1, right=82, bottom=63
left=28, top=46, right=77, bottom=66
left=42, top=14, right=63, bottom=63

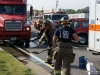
left=0, top=51, right=34, bottom=75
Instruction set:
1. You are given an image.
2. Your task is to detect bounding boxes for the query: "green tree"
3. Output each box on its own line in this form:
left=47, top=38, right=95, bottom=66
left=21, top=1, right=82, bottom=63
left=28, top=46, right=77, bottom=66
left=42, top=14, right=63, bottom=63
left=76, top=9, right=84, bottom=13
left=76, top=6, right=89, bottom=13
left=83, top=6, right=89, bottom=13
left=67, top=9, right=76, bottom=14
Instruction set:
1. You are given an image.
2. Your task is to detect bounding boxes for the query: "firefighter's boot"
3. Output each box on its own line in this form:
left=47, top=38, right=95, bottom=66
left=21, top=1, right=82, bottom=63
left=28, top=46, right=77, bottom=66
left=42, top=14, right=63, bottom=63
left=45, top=59, right=52, bottom=65
left=51, top=63, right=54, bottom=67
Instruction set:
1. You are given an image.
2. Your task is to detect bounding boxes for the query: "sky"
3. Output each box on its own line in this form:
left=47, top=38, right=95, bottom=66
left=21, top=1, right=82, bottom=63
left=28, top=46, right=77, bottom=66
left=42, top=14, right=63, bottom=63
left=27, top=0, right=89, bottom=11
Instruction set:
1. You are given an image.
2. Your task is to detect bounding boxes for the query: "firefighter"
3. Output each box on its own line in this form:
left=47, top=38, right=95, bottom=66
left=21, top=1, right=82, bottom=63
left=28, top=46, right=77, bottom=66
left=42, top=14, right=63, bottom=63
left=34, top=22, right=37, bottom=29
left=52, top=16, right=81, bottom=75
left=37, top=20, right=56, bottom=65
left=36, top=19, right=41, bottom=30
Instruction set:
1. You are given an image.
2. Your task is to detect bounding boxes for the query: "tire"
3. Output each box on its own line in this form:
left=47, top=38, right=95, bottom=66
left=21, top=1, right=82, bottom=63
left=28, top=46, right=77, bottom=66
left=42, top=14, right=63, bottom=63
left=78, top=35, right=88, bottom=45
left=92, top=51, right=100, bottom=55
left=14, top=40, right=24, bottom=46
left=24, top=39, right=30, bottom=48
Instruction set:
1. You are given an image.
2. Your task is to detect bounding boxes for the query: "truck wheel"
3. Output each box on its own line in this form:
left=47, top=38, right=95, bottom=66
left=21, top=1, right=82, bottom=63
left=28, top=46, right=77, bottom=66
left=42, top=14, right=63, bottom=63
left=78, top=35, right=88, bottom=45
left=14, top=40, right=24, bottom=46
left=92, top=51, right=100, bottom=55
left=24, top=39, right=30, bottom=48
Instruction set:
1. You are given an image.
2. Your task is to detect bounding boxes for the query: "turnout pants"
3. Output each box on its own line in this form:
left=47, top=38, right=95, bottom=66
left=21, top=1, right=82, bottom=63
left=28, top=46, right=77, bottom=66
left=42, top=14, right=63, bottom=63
left=53, top=42, right=73, bottom=75
left=46, top=42, right=53, bottom=64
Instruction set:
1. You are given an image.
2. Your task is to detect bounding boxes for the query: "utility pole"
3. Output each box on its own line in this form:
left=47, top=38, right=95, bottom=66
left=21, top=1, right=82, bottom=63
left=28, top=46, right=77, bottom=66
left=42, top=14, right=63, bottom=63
left=32, top=0, right=33, bottom=6
left=32, top=0, right=33, bottom=19
left=56, top=0, right=59, bottom=9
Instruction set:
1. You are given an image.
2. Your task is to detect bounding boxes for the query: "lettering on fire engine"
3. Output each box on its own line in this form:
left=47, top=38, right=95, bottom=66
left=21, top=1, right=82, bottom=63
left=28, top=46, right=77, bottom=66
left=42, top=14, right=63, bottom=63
left=90, top=20, right=94, bottom=24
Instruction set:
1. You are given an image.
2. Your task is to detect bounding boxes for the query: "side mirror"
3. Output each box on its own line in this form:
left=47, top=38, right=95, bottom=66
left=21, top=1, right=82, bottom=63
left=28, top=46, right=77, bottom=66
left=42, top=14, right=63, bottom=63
left=30, top=6, right=33, bottom=16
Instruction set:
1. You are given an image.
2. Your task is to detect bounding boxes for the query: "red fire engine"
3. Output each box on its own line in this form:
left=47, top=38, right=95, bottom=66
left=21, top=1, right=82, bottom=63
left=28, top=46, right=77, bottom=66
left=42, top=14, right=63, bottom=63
left=32, top=10, right=68, bottom=28
left=32, top=10, right=68, bottom=37
left=0, top=0, right=31, bottom=46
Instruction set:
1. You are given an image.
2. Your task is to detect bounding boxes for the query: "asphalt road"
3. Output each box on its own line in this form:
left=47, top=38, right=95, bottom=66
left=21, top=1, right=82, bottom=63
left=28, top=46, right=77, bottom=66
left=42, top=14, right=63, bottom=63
left=25, top=26, right=100, bottom=75
left=26, top=40, right=100, bottom=75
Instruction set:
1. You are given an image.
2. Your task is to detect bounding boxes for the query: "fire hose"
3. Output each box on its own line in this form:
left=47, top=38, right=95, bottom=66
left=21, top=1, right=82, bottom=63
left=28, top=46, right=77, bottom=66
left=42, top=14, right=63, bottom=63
left=31, top=32, right=42, bottom=42
left=31, top=46, right=76, bottom=63
left=31, top=36, right=40, bottom=42
left=31, top=47, right=55, bottom=54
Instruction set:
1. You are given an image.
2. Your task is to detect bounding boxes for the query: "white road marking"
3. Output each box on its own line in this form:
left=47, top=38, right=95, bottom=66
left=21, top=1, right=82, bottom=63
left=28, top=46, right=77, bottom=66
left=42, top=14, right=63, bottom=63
left=30, top=53, right=63, bottom=74
left=30, top=53, right=54, bottom=69
left=13, top=42, right=53, bottom=70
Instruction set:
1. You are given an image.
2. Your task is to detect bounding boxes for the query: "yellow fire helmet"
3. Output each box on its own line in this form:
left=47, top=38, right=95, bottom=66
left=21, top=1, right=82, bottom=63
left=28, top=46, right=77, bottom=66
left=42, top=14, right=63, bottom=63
left=60, top=16, right=70, bottom=25
left=37, top=19, right=41, bottom=24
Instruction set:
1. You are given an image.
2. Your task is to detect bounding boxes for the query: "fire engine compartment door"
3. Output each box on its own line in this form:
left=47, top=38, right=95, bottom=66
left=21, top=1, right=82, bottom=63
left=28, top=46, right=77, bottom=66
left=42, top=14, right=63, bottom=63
left=88, top=0, right=96, bottom=49
left=95, top=1, right=100, bottom=51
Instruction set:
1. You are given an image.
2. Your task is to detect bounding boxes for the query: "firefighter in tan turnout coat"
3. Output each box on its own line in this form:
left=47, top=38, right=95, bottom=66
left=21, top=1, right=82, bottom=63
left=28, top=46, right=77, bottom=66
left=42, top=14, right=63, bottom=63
left=37, top=20, right=56, bottom=64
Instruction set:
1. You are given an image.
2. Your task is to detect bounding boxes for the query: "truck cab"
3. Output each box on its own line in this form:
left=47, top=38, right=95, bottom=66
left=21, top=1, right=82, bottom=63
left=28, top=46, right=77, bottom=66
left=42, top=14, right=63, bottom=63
left=0, top=0, right=31, bottom=46
left=32, top=11, right=68, bottom=29
left=43, top=12, right=68, bottom=22
left=70, top=18, right=89, bottom=45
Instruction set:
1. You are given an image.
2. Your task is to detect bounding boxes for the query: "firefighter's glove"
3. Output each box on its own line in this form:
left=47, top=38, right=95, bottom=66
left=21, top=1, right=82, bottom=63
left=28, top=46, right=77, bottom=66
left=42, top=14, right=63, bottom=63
left=53, top=44, right=57, bottom=47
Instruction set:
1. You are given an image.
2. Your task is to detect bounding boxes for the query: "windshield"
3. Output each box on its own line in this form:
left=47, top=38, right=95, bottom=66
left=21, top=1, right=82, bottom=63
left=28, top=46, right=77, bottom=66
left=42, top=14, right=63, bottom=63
left=52, top=14, right=68, bottom=20
left=0, top=5, right=26, bottom=14
left=82, top=21, right=89, bottom=28
left=44, top=14, right=68, bottom=20
left=60, top=15, right=68, bottom=18
left=44, top=15, right=51, bottom=20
